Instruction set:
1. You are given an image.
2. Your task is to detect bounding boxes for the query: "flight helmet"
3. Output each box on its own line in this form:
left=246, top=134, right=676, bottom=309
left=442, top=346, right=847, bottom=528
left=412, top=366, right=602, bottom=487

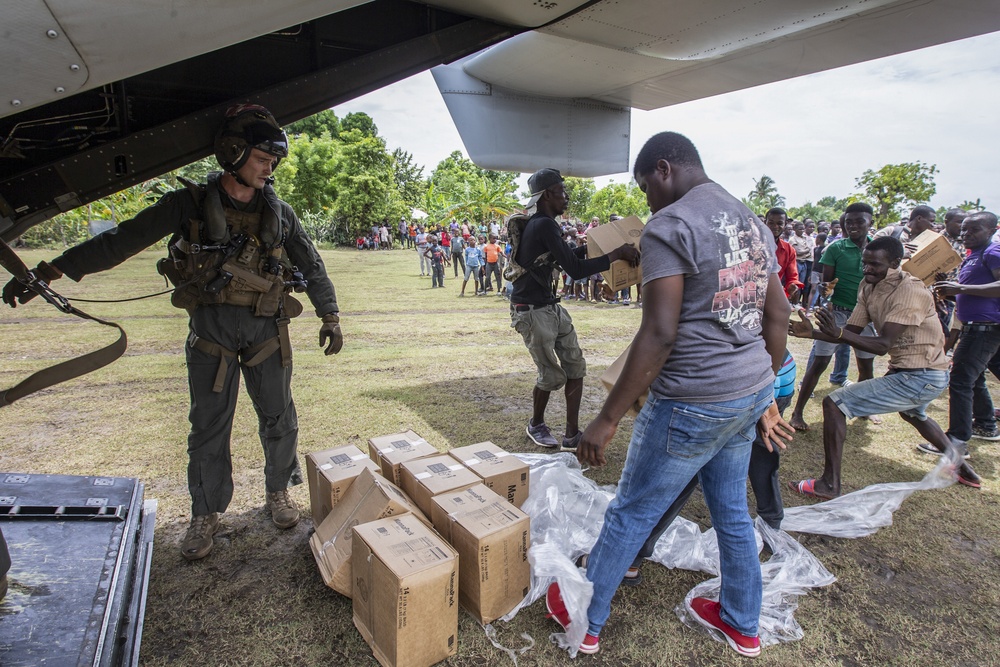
left=214, top=104, right=288, bottom=175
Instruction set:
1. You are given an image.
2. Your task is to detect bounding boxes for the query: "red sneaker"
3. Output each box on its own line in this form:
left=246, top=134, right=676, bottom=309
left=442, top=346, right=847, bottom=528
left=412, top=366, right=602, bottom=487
left=545, top=582, right=571, bottom=630
left=546, top=582, right=601, bottom=655
left=688, top=597, right=761, bottom=658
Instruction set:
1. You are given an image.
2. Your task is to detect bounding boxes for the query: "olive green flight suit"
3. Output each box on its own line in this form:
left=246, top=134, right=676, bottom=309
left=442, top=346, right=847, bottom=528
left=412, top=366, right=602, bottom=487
left=52, top=175, right=338, bottom=516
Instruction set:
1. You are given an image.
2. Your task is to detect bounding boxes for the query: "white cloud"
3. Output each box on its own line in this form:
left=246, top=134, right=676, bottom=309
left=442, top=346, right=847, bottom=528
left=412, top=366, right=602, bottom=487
left=337, top=30, right=1000, bottom=212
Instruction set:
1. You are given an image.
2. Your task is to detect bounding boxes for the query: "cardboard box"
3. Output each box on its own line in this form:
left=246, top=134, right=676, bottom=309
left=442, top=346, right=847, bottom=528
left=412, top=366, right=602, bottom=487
left=586, top=215, right=644, bottom=290
left=430, top=485, right=531, bottom=624
left=901, top=230, right=963, bottom=285
left=368, top=431, right=439, bottom=485
left=310, top=467, right=428, bottom=598
left=447, top=442, right=529, bottom=508
left=599, top=345, right=646, bottom=417
left=352, top=514, right=458, bottom=667
left=399, top=455, right=481, bottom=517
left=306, top=444, right=382, bottom=524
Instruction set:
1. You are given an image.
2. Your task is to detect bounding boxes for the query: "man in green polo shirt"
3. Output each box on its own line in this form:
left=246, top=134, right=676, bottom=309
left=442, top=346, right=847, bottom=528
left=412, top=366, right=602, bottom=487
left=789, top=202, right=877, bottom=431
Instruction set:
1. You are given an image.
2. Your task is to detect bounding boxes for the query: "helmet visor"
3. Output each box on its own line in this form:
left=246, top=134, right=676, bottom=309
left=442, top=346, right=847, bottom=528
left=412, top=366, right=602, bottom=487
left=246, top=121, right=289, bottom=158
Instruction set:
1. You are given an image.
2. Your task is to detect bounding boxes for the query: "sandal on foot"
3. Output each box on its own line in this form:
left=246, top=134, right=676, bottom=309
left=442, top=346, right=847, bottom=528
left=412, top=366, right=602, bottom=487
left=622, top=566, right=643, bottom=587
left=788, top=478, right=837, bottom=500
left=957, top=470, right=982, bottom=490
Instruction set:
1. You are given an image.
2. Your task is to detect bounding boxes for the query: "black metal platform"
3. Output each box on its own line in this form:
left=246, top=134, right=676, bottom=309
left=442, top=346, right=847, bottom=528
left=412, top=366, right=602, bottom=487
left=0, top=473, right=155, bottom=666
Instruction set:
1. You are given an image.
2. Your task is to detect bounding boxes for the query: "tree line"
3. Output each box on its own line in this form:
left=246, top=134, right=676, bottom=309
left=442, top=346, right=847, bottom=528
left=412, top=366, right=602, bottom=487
left=17, top=108, right=985, bottom=249
left=18, top=110, right=649, bottom=249
left=743, top=163, right=986, bottom=226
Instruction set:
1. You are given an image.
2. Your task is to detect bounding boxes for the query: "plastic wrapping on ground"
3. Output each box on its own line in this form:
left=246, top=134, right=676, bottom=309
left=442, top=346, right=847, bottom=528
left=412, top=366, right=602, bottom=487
left=781, top=456, right=957, bottom=537
left=497, top=452, right=954, bottom=658
left=498, top=453, right=607, bottom=658
left=671, top=518, right=836, bottom=646
left=483, top=623, right=535, bottom=667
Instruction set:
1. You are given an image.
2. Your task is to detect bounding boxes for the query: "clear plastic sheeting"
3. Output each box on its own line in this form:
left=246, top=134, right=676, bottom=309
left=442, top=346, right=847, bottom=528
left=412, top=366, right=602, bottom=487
left=781, top=456, right=957, bottom=538
left=647, top=515, right=760, bottom=576
left=499, top=453, right=608, bottom=658
left=672, top=518, right=837, bottom=646
left=501, top=452, right=953, bottom=659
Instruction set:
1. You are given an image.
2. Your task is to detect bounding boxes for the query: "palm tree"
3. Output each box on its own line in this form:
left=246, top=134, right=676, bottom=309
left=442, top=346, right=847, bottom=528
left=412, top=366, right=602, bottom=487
left=748, top=174, right=785, bottom=209
left=440, top=175, right=519, bottom=227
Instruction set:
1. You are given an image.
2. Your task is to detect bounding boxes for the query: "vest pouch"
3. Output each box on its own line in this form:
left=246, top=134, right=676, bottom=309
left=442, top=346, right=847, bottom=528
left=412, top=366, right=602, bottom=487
left=171, top=284, right=202, bottom=311
left=219, top=261, right=273, bottom=293
left=156, top=257, right=183, bottom=287
left=283, top=294, right=303, bottom=318
left=253, top=273, right=285, bottom=317
left=158, top=254, right=204, bottom=311
left=196, top=265, right=226, bottom=305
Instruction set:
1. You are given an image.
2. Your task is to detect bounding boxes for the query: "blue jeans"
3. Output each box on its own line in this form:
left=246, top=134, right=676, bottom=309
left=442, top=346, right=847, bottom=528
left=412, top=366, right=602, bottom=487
left=797, top=260, right=812, bottom=302
left=629, top=394, right=792, bottom=567
left=808, top=343, right=851, bottom=384
left=585, top=386, right=773, bottom=638
left=948, top=326, right=1000, bottom=442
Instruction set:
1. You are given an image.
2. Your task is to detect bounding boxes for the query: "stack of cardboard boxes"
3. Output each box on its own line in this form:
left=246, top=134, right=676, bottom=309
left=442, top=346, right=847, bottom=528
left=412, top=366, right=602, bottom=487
left=306, top=432, right=531, bottom=667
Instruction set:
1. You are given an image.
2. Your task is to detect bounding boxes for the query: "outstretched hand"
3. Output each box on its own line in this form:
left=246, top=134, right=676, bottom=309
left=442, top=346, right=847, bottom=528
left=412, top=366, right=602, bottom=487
left=757, top=401, right=794, bottom=452
left=820, top=277, right=838, bottom=297
left=786, top=283, right=800, bottom=304
left=788, top=309, right=814, bottom=338
left=2, top=260, right=61, bottom=308
left=814, top=306, right=841, bottom=338
left=933, top=280, right=962, bottom=298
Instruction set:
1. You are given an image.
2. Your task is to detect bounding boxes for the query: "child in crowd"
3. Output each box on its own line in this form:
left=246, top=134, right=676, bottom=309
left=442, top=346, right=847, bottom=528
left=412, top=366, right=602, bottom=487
left=461, top=236, right=485, bottom=296
left=423, top=235, right=448, bottom=288
left=809, top=232, right=828, bottom=310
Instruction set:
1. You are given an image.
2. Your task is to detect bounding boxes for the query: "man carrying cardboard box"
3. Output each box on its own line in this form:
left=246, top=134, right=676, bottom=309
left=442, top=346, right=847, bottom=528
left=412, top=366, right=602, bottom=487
left=508, top=168, right=639, bottom=451
left=933, top=212, right=1000, bottom=444
left=873, top=205, right=937, bottom=257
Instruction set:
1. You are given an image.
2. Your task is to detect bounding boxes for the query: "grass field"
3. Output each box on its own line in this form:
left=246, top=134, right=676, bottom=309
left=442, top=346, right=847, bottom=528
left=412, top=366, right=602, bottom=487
left=2, top=247, right=999, bottom=667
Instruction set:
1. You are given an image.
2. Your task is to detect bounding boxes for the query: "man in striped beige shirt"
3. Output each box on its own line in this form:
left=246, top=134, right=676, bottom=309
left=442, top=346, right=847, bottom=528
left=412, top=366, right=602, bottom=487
left=788, top=236, right=980, bottom=499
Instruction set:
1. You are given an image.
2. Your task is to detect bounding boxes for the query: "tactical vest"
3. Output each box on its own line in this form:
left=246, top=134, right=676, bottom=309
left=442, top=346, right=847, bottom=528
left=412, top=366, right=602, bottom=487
left=157, top=172, right=302, bottom=319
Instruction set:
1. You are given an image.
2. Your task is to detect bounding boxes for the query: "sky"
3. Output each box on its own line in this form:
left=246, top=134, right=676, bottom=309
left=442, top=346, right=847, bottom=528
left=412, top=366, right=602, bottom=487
left=335, top=30, right=1000, bottom=213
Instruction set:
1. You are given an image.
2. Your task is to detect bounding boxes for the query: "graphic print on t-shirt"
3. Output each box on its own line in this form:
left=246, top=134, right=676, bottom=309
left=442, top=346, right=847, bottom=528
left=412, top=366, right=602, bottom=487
left=711, top=212, right=770, bottom=331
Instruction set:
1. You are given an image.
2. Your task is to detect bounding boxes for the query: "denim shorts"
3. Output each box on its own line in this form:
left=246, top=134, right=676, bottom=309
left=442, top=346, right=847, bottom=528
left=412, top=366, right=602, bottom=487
left=828, top=369, right=948, bottom=420
left=812, top=307, right=877, bottom=359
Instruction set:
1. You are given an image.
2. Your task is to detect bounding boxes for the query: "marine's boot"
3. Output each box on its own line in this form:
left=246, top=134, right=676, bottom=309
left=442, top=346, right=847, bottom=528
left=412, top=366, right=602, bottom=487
left=181, top=513, right=220, bottom=561
left=266, top=490, right=300, bottom=529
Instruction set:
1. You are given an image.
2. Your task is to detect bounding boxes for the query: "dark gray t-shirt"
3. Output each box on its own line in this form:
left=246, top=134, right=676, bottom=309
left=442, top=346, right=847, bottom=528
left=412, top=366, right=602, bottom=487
left=641, top=182, right=778, bottom=402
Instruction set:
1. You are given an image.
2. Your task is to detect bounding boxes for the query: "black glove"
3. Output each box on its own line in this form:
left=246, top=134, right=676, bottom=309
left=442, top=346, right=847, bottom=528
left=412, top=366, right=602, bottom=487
left=2, top=261, right=62, bottom=308
left=319, top=312, right=343, bottom=355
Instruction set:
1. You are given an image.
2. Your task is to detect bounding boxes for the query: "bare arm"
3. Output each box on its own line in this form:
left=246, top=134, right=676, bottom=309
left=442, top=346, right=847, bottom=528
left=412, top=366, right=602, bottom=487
left=935, top=266, right=1000, bottom=298
left=814, top=308, right=906, bottom=356
left=758, top=274, right=795, bottom=451
left=762, top=274, right=792, bottom=373
left=577, top=275, right=683, bottom=466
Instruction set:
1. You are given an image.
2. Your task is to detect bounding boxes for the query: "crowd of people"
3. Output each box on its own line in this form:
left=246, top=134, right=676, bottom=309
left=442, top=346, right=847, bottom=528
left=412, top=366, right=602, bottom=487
left=393, top=213, right=644, bottom=307
left=514, top=142, right=996, bottom=658
left=6, top=104, right=998, bottom=662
